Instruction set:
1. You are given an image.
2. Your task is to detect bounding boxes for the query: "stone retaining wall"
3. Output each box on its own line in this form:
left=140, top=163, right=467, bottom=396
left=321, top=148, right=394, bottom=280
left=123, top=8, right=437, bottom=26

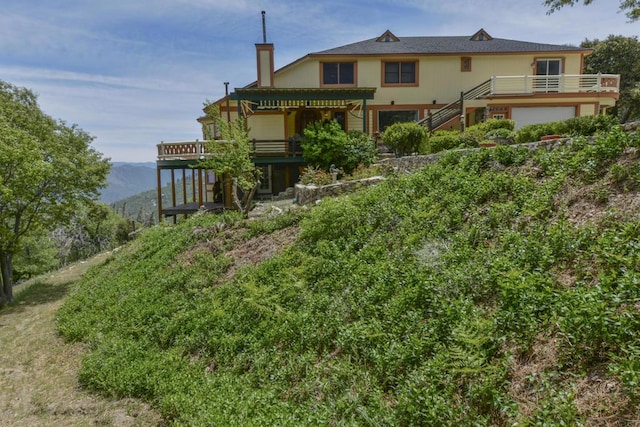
left=295, top=176, right=386, bottom=205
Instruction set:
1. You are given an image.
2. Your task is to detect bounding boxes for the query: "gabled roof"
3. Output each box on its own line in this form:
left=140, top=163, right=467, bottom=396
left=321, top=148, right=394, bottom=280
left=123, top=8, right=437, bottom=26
left=376, top=30, right=400, bottom=43
left=312, top=29, right=588, bottom=56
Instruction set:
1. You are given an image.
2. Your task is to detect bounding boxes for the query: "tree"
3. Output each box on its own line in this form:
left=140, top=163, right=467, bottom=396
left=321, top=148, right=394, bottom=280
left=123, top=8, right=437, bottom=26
left=198, top=103, right=259, bottom=215
left=544, top=0, right=640, bottom=21
left=581, top=35, right=640, bottom=122
left=12, top=230, right=59, bottom=282
left=0, top=80, right=110, bottom=305
left=50, top=202, right=131, bottom=265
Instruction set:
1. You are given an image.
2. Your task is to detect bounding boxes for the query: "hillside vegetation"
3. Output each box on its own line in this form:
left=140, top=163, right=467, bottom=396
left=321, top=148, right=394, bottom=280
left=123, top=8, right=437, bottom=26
left=58, top=126, right=640, bottom=425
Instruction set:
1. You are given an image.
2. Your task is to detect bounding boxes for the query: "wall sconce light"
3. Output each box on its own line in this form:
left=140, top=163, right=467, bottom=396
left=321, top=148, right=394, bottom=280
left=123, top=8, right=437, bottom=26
left=390, top=100, right=395, bottom=105
left=432, top=100, right=437, bottom=104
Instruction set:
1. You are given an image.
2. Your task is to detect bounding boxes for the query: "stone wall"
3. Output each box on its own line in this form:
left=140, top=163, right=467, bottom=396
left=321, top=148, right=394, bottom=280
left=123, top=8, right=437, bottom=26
left=295, top=176, right=386, bottom=205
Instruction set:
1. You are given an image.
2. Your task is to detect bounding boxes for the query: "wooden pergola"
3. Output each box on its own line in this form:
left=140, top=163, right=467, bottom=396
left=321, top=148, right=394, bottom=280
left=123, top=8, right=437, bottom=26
left=230, top=87, right=376, bottom=133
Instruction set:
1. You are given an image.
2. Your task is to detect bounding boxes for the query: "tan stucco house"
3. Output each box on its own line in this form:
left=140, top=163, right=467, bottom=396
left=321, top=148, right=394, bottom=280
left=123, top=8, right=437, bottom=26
left=156, top=28, right=619, bottom=220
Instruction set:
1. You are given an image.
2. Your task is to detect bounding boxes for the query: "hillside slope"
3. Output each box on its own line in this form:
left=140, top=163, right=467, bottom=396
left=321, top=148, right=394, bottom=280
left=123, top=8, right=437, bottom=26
left=0, top=253, right=163, bottom=426
left=58, top=127, right=640, bottom=425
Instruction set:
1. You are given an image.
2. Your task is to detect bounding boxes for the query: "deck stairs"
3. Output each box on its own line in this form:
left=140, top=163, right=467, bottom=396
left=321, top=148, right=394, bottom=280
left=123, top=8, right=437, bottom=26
left=418, top=79, right=491, bottom=131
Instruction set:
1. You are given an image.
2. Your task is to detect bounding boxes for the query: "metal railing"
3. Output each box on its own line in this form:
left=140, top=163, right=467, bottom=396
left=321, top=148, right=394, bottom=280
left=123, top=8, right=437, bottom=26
left=490, top=73, right=620, bottom=95
left=419, top=79, right=492, bottom=131
left=419, top=73, right=619, bottom=132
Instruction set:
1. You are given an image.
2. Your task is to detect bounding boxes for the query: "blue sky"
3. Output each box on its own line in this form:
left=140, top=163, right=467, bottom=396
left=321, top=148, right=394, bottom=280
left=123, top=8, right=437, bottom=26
left=1, top=0, right=637, bottom=162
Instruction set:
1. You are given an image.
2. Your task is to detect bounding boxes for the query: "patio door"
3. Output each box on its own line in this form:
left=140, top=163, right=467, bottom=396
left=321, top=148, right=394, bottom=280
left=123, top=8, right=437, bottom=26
left=535, top=59, right=561, bottom=92
left=257, top=165, right=272, bottom=195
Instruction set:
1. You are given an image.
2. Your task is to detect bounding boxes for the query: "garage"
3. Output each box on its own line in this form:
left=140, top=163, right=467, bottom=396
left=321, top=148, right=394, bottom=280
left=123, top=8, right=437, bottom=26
left=511, top=106, right=576, bottom=129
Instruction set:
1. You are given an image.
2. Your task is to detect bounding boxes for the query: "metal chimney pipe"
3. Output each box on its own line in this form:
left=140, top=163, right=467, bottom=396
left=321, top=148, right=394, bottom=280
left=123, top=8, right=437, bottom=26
left=261, top=11, right=267, bottom=43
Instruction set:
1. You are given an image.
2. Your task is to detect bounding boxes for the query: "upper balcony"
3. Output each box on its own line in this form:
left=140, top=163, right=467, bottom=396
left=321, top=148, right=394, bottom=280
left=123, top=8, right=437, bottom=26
left=489, top=73, right=620, bottom=96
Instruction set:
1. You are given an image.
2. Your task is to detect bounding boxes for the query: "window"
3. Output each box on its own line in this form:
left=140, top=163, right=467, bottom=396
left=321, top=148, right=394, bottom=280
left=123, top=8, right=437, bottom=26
left=322, top=62, right=355, bottom=85
left=535, top=58, right=562, bottom=92
left=257, top=165, right=272, bottom=194
left=461, top=57, right=472, bottom=72
left=333, top=112, right=346, bottom=130
left=202, top=123, right=218, bottom=139
left=378, top=110, right=418, bottom=132
left=536, top=59, right=561, bottom=75
left=383, top=61, right=417, bottom=85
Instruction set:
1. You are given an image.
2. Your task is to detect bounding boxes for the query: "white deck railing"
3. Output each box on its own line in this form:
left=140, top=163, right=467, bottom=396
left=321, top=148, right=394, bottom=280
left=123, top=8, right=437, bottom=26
left=157, top=140, right=303, bottom=161
left=157, top=141, right=208, bottom=160
left=490, top=73, right=620, bottom=95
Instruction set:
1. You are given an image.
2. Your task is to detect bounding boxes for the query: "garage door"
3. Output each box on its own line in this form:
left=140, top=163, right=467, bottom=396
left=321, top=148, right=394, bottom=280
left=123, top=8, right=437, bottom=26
left=511, top=106, right=576, bottom=129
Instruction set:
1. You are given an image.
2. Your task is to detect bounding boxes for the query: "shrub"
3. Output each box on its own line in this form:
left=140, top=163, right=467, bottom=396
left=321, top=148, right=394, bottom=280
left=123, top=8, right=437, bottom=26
left=342, top=130, right=378, bottom=173
left=486, top=128, right=516, bottom=142
left=299, top=166, right=333, bottom=186
left=300, top=123, right=376, bottom=175
left=301, top=120, right=349, bottom=171
left=515, top=114, right=619, bottom=143
left=427, top=120, right=516, bottom=153
left=427, top=130, right=464, bottom=153
left=474, top=118, right=515, bottom=132
left=514, top=122, right=564, bottom=144
left=382, top=121, right=428, bottom=156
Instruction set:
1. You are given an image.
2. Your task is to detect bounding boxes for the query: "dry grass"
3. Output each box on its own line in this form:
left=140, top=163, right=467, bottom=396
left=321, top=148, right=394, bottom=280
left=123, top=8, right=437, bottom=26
left=0, top=252, right=164, bottom=427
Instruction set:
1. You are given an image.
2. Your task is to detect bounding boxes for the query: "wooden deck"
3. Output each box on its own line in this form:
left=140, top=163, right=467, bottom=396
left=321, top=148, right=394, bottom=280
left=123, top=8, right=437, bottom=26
left=161, top=202, right=224, bottom=217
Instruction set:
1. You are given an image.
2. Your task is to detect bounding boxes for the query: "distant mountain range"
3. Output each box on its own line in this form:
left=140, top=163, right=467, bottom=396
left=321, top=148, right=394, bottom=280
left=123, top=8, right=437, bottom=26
left=101, top=162, right=167, bottom=204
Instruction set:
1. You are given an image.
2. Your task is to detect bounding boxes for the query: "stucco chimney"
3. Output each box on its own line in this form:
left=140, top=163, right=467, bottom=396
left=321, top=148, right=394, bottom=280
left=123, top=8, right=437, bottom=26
left=256, top=11, right=274, bottom=87
left=256, top=43, right=274, bottom=88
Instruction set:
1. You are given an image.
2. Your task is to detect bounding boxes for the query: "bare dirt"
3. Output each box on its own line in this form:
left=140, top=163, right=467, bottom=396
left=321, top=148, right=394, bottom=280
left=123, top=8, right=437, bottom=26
left=0, top=253, right=164, bottom=427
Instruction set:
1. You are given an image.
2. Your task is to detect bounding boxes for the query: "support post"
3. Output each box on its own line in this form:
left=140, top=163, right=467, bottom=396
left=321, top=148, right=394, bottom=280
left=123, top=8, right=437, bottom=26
left=156, top=166, right=163, bottom=224
left=182, top=169, right=187, bottom=204
left=198, top=168, right=204, bottom=208
left=192, top=169, right=196, bottom=201
left=362, top=99, right=367, bottom=133
left=171, top=169, right=177, bottom=224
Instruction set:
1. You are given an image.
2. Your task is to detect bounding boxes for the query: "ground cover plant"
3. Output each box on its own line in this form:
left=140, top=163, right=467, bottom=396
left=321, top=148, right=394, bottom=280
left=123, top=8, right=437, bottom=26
left=58, top=125, right=640, bottom=425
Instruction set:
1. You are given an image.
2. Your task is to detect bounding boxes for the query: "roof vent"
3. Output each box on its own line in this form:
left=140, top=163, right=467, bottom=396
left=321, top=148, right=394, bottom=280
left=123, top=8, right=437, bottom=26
left=376, top=30, right=400, bottom=42
left=470, top=28, right=493, bottom=41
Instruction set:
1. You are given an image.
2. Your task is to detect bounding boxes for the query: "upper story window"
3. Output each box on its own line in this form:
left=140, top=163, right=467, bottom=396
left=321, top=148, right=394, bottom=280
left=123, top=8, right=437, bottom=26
left=383, top=61, right=417, bottom=85
left=322, top=62, right=355, bottom=86
left=536, top=58, right=562, bottom=75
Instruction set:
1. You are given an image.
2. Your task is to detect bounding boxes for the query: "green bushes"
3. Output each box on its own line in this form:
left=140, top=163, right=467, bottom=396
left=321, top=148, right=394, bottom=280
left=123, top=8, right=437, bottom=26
left=425, top=118, right=516, bottom=154
left=426, top=129, right=464, bottom=153
left=514, top=114, right=619, bottom=143
left=58, top=128, right=640, bottom=424
left=301, top=121, right=376, bottom=174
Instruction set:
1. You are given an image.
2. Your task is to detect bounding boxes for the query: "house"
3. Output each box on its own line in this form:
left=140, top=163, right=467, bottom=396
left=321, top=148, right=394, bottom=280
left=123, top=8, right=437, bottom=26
left=156, top=27, right=619, bottom=221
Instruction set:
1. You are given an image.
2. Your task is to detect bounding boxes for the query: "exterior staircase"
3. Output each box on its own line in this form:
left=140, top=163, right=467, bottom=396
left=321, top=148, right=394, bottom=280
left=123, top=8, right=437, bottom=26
left=418, top=79, right=491, bottom=131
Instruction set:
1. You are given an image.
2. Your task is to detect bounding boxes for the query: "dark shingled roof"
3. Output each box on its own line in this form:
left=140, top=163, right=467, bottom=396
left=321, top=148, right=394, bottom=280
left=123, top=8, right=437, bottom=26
left=312, top=33, right=586, bottom=56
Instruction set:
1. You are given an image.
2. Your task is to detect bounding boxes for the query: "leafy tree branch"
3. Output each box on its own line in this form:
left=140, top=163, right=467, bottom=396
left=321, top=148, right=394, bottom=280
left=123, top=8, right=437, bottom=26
left=544, top=0, right=640, bottom=21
